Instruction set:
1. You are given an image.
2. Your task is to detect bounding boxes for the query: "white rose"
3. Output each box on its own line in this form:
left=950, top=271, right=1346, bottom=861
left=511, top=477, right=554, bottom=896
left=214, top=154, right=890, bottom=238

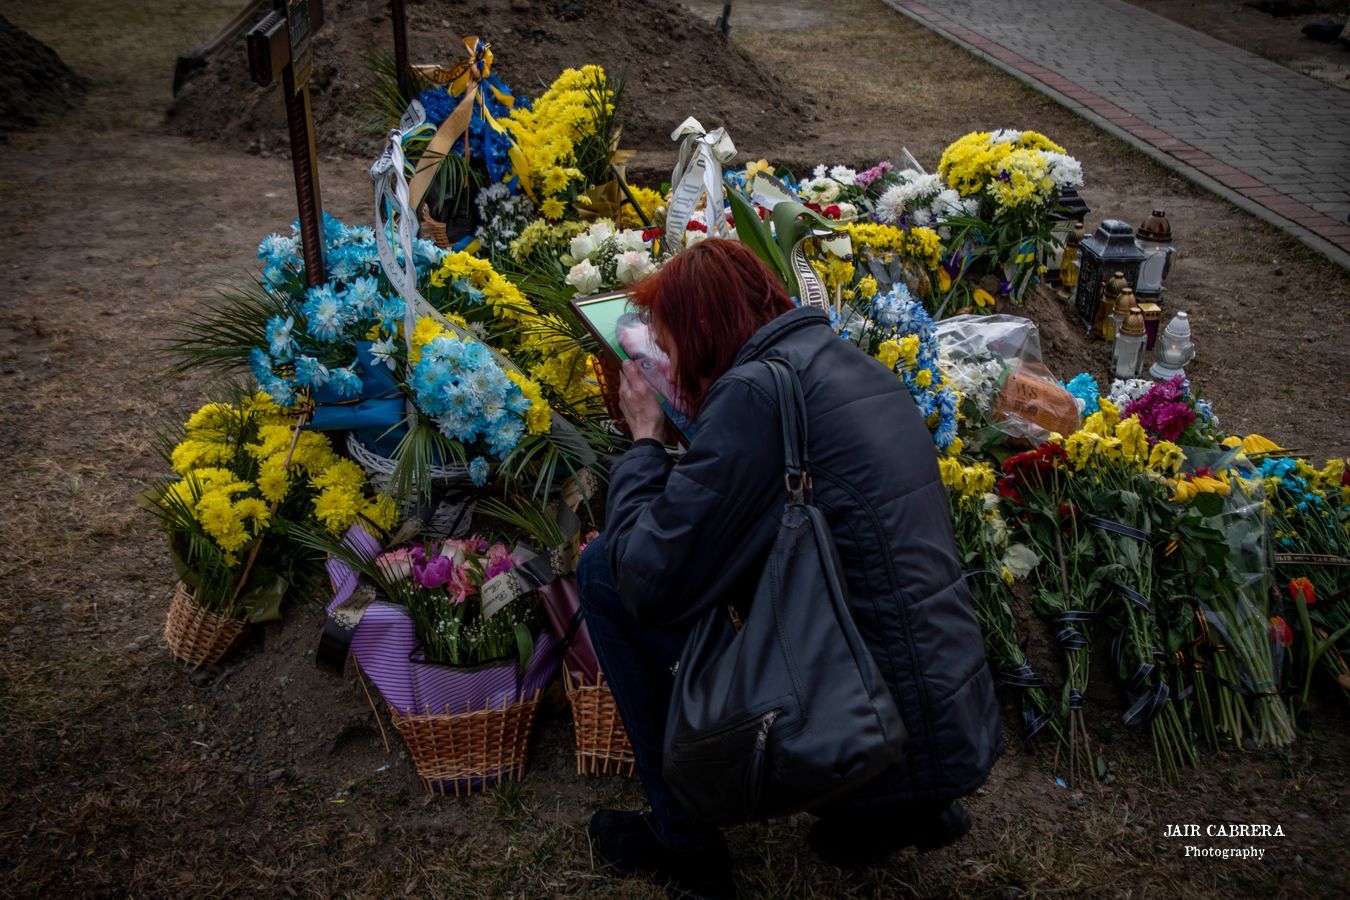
left=834, top=202, right=858, bottom=221
left=1001, top=543, right=1040, bottom=580
left=565, top=259, right=603, bottom=294
left=587, top=220, right=613, bottom=244
left=616, top=229, right=648, bottom=253
left=807, top=178, right=841, bottom=204
left=983, top=514, right=1009, bottom=549
left=568, top=232, right=597, bottom=262
left=616, top=251, right=656, bottom=285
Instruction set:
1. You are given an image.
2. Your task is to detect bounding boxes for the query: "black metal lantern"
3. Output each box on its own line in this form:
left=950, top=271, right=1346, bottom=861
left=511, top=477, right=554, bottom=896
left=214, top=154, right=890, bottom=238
left=1075, top=219, right=1146, bottom=332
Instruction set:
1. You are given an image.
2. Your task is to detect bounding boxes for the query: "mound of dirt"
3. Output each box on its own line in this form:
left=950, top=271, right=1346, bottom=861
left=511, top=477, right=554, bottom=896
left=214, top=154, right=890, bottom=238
left=0, top=15, right=88, bottom=134
left=168, top=0, right=814, bottom=175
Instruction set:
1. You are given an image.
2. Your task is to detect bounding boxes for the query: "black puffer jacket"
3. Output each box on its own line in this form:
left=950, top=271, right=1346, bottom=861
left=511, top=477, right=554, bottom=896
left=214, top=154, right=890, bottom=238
left=605, top=306, right=1001, bottom=805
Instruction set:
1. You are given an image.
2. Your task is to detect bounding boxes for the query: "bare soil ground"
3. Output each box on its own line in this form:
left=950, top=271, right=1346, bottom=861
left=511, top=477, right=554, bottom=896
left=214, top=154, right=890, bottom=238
left=2, top=1, right=1348, bottom=898
left=1127, top=0, right=1350, bottom=89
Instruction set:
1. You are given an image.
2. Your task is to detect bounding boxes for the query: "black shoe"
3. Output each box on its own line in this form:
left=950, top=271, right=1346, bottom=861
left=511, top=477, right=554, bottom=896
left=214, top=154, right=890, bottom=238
left=808, top=800, right=973, bottom=868
left=588, top=809, right=734, bottom=899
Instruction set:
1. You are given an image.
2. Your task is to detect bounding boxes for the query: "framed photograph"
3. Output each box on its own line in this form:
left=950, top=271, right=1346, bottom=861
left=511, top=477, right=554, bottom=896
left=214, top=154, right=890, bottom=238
left=569, top=290, right=637, bottom=368
left=568, top=290, right=694, bottom=446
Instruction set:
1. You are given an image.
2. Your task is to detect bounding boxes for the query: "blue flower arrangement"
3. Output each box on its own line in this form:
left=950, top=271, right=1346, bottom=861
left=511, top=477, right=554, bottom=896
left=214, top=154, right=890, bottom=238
left=416, top=74, right=530, bottom=190
left=1062, top=373, right=1101, bottom=417
left=408, top=335, right=533, bottom=471
left=865, top=286, right=960, bottom=452
left=250, top=215, right=449, bottom=408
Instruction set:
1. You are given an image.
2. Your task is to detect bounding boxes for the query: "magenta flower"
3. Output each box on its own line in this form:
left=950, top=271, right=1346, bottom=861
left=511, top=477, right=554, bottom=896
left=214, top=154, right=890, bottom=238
left=414, top=553, right=456, bottom=589
left=1123, top=376, right=1195, bottom=442
left=484, top=543, right=516, bottom=580
left=855, top=160, right=894, bottom=190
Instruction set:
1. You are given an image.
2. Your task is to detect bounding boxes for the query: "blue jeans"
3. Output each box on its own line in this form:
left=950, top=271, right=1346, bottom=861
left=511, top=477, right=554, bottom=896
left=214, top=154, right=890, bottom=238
left=576, top=535, right=719, bottom=849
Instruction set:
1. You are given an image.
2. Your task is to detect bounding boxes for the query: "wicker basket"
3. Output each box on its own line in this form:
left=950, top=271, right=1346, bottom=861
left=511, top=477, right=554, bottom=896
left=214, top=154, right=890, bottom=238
left=565, top=670, right=635, bottom=776
left=163, top=582, right=248, bottom=669
left=390, top=693, right=542, bottom=796
left=346, top=433, right=473, bottom=538
left=418, top=205, right=450, bottom=249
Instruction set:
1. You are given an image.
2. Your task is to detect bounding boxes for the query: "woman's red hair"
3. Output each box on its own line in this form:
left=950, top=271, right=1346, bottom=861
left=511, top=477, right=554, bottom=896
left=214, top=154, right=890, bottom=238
left=630, top=238, right=794, bottom=417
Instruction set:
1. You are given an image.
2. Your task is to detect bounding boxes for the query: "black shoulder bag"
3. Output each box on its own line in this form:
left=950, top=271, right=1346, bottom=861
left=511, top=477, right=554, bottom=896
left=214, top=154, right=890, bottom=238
left=661, top=358, right=908, bottom=825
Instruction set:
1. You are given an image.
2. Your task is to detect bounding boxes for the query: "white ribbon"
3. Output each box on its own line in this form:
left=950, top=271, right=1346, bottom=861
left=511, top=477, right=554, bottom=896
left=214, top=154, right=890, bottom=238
left=665, top=116, right=737, bottom=250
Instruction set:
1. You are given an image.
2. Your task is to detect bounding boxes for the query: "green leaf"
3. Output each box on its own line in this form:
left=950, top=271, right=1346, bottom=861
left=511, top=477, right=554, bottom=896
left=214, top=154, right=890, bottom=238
left=513, top=622, right=534, bottom=675
left=725, top=188, right=785, bottom=278
left=1192, top=492, right=1225, bottom=519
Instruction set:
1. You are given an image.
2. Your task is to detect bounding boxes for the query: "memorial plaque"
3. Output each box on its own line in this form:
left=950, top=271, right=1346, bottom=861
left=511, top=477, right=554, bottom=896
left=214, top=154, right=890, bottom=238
left=286, top=0, right=313, bottom=91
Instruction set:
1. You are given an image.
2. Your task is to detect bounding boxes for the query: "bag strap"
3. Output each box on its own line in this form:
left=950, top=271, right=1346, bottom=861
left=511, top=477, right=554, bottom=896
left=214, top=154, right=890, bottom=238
left=762, top=357, right=812, bottom=504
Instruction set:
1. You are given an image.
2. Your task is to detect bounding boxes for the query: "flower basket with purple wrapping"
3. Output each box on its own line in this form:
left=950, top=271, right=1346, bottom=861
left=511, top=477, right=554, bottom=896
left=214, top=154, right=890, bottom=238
left=317, top=525, right=559, bottom=795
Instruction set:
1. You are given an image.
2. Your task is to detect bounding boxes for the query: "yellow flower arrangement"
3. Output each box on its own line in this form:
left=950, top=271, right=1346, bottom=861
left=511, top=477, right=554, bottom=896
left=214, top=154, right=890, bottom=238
left=938, top=130, right=1068, bottom=210
left=504, top=65, right=615, bottom=216
left=429, top=249, right=599, bottom=409
left=620, top=185, right=666, bottom=230
left=845, top=222, right=943, bottom=270
left=162, top=396, right=395, bottom=556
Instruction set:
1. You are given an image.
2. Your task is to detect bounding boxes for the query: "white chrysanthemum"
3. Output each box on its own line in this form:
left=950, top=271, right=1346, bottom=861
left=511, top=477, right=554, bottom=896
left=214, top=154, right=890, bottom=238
left=829, top=165, right=858, bottom=185
left=875, top=185, right=907, bottom=223
left=1044, top=152, right=1084, bottom=189
left=990, top=129, right=1023, bottom=145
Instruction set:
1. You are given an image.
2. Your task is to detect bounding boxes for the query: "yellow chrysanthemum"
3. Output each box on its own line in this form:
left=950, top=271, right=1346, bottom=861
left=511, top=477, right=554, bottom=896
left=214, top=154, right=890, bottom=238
left=312, top=458, right=366, bottom=494
left=361, top=494, right=399, bottom=532
left=540, top=197, right=565, bottom=220
left=506, top=370, right=552, bottom=435
left=876, top=339, right=901, bottom=371
left=313, top=486, right=362, bottom=534
left=197, top=491, right=250, bottom=552
left=290, top=433, right=337, bottom=474
left=621, top=185, right=666, bottom=229
left=233, top=497, right=270, bottom=529
left=257, top=458, right=291, bottom=504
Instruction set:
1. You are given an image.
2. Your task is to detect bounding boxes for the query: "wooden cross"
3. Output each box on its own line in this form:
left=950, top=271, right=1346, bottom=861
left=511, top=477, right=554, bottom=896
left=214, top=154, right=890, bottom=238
left=247, top=0, right=328, bottom=286
left=390, top=0, right=413, bottom=104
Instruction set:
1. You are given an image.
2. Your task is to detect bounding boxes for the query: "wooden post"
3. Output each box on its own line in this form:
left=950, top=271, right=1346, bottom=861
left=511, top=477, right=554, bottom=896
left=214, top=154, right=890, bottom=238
left=390, top=0, right=413, bottom=102
left=247, top=0, right=328, bottom=286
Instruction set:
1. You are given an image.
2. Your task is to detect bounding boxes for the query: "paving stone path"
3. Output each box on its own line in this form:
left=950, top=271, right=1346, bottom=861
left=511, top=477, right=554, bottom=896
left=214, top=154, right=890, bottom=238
left=883, top=0, right=1350, bottom=263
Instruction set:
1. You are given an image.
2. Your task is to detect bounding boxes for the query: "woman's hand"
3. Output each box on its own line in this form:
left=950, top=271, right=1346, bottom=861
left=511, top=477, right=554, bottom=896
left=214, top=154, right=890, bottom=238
left=619, top=359, right=666, bottom=443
